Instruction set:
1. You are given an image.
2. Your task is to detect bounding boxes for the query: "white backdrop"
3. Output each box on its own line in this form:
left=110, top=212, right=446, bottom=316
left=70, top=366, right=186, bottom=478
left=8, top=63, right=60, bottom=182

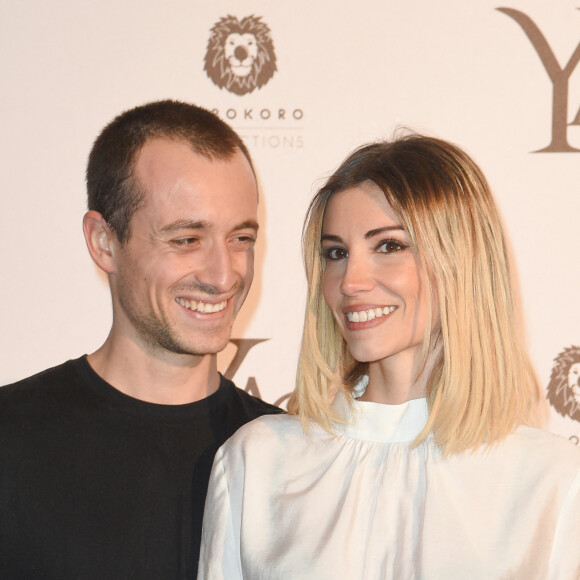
left=1, top=0, right=579, bottom=442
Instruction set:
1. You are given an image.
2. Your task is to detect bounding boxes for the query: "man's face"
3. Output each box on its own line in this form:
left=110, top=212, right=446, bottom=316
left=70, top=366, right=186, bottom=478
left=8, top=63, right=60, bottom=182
left=110, top=138, right=258, bottom=358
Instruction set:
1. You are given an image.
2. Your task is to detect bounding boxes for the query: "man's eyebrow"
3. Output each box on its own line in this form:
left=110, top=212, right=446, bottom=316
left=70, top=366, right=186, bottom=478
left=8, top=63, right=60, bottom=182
left=159, top=220, right=210, bottom=234
left=235, top=220, right=259, bottom=232
left=159, top=219, right=259, bottom=234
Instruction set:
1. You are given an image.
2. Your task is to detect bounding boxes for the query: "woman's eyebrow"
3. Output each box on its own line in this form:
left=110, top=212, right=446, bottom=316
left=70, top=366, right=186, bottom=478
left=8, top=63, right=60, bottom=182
left=320, top=234, right=342, bottom=243
left=365, top=225, right=404, bottom=239
left=321, top=226, right=404, bottom=243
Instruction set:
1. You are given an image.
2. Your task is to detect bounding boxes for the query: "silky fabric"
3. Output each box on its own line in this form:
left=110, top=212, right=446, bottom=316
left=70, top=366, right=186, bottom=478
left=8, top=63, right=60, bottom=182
left=199, top=394, right=580, bottom=579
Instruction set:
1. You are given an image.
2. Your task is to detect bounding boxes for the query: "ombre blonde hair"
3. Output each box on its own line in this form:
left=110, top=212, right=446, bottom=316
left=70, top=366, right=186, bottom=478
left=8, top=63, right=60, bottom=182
left=288, top=133, right=543, bottom=455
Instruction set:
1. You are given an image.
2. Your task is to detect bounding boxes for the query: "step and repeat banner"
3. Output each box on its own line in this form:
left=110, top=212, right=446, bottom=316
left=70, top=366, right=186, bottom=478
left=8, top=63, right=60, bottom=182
left=1, top=1, right=579, bottom=442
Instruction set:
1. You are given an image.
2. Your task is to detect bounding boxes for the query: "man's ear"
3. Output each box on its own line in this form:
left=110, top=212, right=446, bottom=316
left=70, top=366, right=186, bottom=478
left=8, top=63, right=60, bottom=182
left=83, top=210, right=118, bottom=274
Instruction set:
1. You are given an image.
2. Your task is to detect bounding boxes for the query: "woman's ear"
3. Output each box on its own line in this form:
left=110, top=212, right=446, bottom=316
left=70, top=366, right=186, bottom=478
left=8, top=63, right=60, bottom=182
left=82, top=210, right=117, bottom=274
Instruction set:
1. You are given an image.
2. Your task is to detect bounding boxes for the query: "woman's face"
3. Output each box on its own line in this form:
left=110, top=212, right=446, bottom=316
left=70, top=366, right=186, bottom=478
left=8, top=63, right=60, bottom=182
left=321, top=182, right=434, bottom=365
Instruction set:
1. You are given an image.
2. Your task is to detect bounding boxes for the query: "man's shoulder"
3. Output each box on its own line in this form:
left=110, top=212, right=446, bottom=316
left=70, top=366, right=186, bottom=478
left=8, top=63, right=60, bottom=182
left=0, top=358, right=84, bottom=405
left=218, top=374, right=284, bottom=421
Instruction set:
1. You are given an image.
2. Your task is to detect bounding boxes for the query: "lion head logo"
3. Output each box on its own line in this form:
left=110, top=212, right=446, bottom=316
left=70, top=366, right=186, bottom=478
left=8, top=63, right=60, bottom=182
left=204, top=15, right=277, bottom=96
left=547, top=345, right=580, bottom=422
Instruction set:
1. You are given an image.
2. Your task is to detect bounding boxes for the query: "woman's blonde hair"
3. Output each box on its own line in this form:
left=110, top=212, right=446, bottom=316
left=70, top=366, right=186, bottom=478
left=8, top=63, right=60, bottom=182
left=288, top=133, right=543, bottom=455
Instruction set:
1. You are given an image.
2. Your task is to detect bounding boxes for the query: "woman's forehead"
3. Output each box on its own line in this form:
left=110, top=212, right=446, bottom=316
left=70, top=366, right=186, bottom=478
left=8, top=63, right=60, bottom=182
left=323, top=183, right=402, bottom=230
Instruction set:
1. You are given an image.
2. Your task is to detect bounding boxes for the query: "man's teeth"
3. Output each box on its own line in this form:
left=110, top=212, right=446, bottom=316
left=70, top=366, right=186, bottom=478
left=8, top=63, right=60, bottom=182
left=346, top=305, right=396, bottom=323
left=176, top=298, right=227, bottom=313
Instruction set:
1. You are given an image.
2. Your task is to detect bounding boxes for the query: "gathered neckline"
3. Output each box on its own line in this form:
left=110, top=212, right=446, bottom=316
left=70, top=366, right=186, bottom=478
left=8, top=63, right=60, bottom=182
left=332, top=391, right=429, bottom=443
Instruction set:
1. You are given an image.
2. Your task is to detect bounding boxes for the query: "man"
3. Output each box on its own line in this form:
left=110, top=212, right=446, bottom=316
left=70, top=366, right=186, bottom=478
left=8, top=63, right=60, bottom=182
left=0, top=100, right=282, bottom=579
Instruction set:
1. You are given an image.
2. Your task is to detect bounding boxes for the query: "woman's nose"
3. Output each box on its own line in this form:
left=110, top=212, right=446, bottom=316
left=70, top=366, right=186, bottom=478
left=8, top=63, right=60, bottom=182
left=339, top=255, right=374, bottom=296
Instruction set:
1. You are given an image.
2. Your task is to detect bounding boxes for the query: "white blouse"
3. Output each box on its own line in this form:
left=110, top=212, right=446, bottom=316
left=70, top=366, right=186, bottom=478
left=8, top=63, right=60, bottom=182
left=199, top=394, right=580, bottom=579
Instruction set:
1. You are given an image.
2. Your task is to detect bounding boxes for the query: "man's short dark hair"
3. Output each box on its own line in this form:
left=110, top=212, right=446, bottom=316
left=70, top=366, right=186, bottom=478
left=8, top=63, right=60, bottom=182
left=86, top=99, right=254, bottom=243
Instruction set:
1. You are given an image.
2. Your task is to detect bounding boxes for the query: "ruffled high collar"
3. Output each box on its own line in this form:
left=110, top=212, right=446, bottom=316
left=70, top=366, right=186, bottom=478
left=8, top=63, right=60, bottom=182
left=332, top=391, right=429, bottom=443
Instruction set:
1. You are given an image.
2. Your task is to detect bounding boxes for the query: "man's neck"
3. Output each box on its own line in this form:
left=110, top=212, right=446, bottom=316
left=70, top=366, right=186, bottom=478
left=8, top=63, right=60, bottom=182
left=87, top=335, right=220, bottom=405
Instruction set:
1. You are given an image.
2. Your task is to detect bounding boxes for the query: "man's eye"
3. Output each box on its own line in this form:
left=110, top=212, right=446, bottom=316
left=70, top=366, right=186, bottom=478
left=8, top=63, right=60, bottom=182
left=232, top=235, right=256, bottom=248
left=172, top=237, right=199, bottom=247
left=377, top=239, right=406, bottom=254
left=236, top=235, right=256, bottom=244
left=323, top=247, right=347, bottom=261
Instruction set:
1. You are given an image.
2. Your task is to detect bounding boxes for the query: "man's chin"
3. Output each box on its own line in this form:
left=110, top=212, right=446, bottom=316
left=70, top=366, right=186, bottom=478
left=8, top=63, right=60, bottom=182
left=168, top=333, right=233, bottom=357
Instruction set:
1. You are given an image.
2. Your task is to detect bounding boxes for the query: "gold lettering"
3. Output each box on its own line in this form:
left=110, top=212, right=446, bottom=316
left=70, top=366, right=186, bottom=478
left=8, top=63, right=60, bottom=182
left=497, top=7, right=580, bottom=152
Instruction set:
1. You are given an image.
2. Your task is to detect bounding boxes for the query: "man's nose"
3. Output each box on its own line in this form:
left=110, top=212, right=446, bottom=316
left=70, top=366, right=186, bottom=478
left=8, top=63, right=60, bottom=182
left=197, top=243, right=238, bottom=294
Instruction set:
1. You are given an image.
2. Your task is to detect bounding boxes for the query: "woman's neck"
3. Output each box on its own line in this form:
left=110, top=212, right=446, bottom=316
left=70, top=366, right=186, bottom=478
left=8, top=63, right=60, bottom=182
left=361, top=345, right=439, bottom=404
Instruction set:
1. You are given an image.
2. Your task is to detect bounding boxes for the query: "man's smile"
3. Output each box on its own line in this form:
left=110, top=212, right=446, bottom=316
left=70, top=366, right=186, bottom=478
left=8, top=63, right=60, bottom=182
left=175, top=298, right=228, bottom=314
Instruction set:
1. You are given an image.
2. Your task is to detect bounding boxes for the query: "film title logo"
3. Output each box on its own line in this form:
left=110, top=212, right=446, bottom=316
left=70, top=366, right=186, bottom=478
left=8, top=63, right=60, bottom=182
left=223, top=339, right=291, bottom=408
left=547, top=346, right=580, bottom=438
left=204, top=15, right=277, bottom=96
left=204, top=15, right=303, bottom=149
left=211, top=108, right=303, bottom=121
left=498, top=8, right=580, bottom=152
left=210, top=107, right=305, bottom=150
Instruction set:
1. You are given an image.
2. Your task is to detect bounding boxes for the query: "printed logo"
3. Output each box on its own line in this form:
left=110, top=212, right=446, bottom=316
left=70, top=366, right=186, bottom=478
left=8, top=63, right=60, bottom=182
left=497, top=8, right=580, bottom=152
left=547, top=345, right=580, bottom=422
left=223, top=338, right=291, bottom=407
left=204, top=15, right=277, bottom=96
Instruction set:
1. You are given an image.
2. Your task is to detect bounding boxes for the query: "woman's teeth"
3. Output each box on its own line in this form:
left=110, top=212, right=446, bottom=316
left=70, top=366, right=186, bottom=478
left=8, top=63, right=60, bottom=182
left=346, top=305, right=396, bottom=323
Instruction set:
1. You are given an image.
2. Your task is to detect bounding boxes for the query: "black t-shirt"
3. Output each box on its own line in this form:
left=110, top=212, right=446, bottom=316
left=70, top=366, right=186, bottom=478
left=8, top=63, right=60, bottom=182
left=0, top=356, right=282, bottom=579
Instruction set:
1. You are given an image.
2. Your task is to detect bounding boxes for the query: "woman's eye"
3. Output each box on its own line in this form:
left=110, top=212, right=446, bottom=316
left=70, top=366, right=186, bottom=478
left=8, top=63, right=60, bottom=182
left=377, top=239, right=406, bottom=254
left=323, top=247, right=347, bottom=261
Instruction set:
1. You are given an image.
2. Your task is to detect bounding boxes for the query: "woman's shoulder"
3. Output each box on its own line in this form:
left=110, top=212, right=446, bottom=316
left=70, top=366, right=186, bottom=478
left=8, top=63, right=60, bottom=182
left=236, top=411, right=301, bottom=434
left=472, top=426, right=580, bottom=486
left=511, top=425, right=580, bottom=466
left=214, top=413, right=335, bottom=483
left=442, top=426, right=580, bottom=482
left=220, top=412, right=307, bottom=455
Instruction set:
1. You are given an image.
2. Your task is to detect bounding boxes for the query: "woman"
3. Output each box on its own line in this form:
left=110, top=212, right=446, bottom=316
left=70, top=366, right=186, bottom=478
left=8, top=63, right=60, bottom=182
left=198, top=134, right=580, bottom=579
